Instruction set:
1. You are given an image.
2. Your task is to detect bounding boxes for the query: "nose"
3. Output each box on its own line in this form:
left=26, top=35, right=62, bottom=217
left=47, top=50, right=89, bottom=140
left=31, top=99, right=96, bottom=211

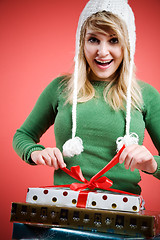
left=97, top=42, right=109, bottom=57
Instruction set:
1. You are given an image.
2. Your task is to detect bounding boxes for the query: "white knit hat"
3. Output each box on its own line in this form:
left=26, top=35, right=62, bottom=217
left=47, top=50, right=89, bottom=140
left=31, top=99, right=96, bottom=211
left=63, top=0, right=139, bottom=157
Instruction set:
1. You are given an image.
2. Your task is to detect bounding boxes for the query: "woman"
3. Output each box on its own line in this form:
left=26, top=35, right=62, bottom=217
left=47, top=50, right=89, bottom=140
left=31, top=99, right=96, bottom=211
left=13, top=0, right=160, bottom=194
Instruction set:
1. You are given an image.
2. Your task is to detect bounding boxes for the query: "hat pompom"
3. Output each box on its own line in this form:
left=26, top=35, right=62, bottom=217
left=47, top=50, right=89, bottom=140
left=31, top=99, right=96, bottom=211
left=116, top=133, right=139, bottom=151
left=63, top=137, right=84, bottom=157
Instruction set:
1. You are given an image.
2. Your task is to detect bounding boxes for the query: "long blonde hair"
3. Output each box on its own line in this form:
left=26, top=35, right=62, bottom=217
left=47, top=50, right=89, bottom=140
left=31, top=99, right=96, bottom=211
left=64, top=11, right=142, bottom=111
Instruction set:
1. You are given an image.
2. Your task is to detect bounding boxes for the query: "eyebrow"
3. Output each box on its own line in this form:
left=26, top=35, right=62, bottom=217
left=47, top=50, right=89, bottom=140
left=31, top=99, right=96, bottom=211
left=86, top=33, right=97, bottom=36
left=86, top=32, right=116, bottom=37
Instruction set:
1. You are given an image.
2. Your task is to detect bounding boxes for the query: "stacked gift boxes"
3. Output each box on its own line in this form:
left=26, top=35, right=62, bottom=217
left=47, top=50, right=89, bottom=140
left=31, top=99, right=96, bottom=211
left=10, top=187, right=160, bottom=238
left=10, top=150, right=160, bottom=238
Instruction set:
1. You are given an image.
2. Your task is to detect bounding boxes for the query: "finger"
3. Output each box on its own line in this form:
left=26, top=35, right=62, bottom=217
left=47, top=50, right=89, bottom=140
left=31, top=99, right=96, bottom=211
left=45, top=149, right=59, bottom=169
left=41, top=152, right=53, bottom=167
left=129, top=155, right=139, bottom=172
left=128, top=146, right=150, bottom=171
left=119, top=147, right=130, bottom=164
left=54, top=148, right=66, bottom=168
left=119, top=144, right=137, bottom=164
left=124, top=153, right=134, bottom=170
left=50, top=157, right=59, bottom=170
left=36, top=155, right=46, bottom=165
left=119, top=145, right=141, bottom=170
left=130, top=159, right=137, bottom=172
left=129, top=150, right=150, bottom=172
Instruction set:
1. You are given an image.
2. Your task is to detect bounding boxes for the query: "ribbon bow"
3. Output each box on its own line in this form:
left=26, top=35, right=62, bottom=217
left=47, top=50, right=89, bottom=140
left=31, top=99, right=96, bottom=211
left=41, top=145, right=139, bottom=209
left=60, top=145, right=125, bottom=192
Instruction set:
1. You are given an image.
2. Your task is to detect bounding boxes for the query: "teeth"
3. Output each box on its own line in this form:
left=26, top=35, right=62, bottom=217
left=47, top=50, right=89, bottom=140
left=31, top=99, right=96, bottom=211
left=96, top=59, right=112, bottom=64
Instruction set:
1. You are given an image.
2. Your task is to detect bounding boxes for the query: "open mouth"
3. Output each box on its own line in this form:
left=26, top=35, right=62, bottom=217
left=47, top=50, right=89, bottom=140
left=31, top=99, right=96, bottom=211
left=95, top=59, right=113, bottom=66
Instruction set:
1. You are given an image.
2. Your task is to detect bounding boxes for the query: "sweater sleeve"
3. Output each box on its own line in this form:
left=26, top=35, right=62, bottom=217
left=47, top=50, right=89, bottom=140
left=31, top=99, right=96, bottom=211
left=141, top=82, right=160, bottom=179
left=12, top=77, right=62, bottom=165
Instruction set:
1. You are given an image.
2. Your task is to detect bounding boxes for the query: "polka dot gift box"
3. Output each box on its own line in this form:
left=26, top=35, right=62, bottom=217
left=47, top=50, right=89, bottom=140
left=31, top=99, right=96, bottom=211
left=26, top=187, right=143, bottom=213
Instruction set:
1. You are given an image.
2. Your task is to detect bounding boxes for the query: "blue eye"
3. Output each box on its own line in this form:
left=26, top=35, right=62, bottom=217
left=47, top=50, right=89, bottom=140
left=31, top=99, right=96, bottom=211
left=88, top=37, right=99, bottom=43
left=109, top=37, right=119, bottom=44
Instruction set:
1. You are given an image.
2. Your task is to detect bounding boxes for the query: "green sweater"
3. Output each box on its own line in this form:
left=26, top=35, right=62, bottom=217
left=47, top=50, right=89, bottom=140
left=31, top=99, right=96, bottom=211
left=13, top=76, right=160, bottom=194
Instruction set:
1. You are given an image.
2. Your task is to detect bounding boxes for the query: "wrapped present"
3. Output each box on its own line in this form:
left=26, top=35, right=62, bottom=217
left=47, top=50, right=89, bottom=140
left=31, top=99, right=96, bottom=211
left=26, top=187, right=142, bottom=213
left=10, top=202, right=160, bottom=238
left=26, top=146, right=143, bottom=213
left=13, top=222, right=157, bottom=239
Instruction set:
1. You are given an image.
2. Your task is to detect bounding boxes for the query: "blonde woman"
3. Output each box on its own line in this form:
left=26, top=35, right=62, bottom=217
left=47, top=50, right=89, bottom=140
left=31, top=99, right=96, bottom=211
left=13, top=0, right=160, bottom=195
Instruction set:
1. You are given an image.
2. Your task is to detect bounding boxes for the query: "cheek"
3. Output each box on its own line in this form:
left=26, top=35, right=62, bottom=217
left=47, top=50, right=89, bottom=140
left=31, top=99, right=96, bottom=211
left=117, top=48, right=124, bottom=59
left=84, top=45, right=96, bottom=60
left=115, top=47, right=123, bottom=60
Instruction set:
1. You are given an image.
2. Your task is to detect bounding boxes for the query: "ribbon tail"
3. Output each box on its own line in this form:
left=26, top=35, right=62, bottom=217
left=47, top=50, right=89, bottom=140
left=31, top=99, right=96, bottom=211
left=107, top=188, right=138, bottom=196
left=91, top=145, right=125, bottom=182
left=39, top=185, right=71, bottom=188
left=61, top=166, right=87, bottom=183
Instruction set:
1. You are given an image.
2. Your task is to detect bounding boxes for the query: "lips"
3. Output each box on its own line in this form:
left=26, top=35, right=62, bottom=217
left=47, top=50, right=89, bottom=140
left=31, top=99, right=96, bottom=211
left=95, top=59, right=113, bottom=66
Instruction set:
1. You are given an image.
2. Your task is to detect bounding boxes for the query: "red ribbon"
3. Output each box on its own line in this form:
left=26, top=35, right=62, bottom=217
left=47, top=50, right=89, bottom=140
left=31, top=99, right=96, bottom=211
left=41, top=145, right=139, bottom=208
left=77, top=190, right=90, bottom=208
left=60, top=145, right=125, bottom=192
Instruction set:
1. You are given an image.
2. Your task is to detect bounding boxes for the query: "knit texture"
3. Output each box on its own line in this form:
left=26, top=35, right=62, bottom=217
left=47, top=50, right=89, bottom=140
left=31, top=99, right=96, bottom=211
left=12, top=77, right=160, bottom=194
left=76, top=0, right=135, bottom=59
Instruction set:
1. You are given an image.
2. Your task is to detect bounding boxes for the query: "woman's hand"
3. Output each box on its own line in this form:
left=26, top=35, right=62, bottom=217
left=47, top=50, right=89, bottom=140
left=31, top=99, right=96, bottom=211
left=31, top=147, right=66, bottom=170
left=119, top=144, right=157, bottom=173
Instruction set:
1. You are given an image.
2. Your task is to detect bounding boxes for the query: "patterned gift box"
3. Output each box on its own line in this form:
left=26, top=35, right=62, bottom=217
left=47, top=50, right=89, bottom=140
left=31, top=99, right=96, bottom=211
left=26, top=187, right=142, bottom=213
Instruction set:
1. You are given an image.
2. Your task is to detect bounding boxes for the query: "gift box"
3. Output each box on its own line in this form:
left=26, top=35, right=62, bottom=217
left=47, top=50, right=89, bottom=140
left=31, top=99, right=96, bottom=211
left=12, top=222, right=151, bottom=239
left=26, top=187, right=142, bottom=213
left=10, top=202, right=160, bottom=238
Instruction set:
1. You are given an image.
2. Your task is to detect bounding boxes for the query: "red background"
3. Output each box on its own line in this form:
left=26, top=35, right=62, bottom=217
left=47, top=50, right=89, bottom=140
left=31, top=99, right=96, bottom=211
left=1, top=0, right=160, bottom=239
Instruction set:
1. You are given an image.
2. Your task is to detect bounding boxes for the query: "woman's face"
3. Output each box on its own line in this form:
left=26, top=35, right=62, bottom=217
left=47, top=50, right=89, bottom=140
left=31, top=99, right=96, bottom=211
left=84, top=28, right=124, bottom=81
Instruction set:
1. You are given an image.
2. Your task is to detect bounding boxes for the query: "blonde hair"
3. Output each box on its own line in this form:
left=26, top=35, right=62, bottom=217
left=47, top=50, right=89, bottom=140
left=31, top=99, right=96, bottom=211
left=64, top=11, right=142, bottom=111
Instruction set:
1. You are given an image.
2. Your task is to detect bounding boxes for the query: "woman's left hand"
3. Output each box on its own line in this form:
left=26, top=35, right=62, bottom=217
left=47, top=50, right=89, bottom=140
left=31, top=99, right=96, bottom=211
left=119, top=144, right=157, bottom=173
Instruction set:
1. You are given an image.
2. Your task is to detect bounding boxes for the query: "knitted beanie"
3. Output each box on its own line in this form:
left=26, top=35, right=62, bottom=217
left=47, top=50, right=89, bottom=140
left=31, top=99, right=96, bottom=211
left=63, top=0, right=139, bottom=157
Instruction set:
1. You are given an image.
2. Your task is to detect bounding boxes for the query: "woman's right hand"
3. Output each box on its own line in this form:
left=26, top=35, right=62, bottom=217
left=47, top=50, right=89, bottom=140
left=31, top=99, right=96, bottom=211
left=31, top=147, right=66, bottom=170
